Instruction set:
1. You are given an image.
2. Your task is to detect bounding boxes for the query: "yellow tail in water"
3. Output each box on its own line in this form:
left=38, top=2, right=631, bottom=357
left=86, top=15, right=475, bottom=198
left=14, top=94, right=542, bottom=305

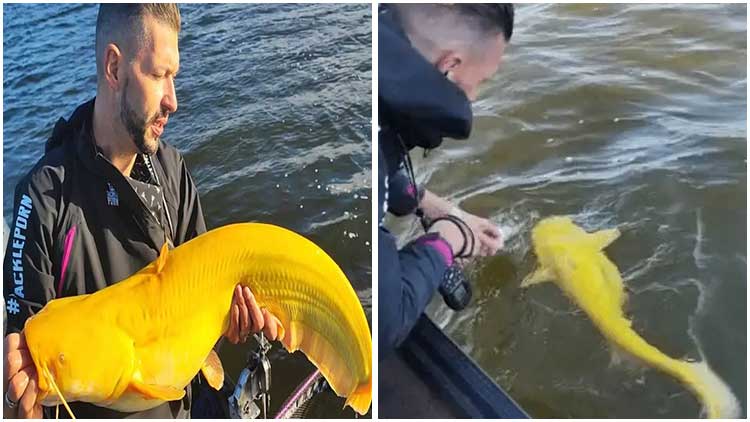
left=522, top=216, right=739, bottom=419
left=23, top=223, right=372, bottom=415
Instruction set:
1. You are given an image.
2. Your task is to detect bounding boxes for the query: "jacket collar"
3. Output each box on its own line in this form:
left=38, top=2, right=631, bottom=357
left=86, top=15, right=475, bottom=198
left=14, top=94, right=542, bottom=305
left=46, top=97, right=111, bottom=176
left=47, top=98, right=170, bottom=250
left=378, top=7, right=473, bottom=150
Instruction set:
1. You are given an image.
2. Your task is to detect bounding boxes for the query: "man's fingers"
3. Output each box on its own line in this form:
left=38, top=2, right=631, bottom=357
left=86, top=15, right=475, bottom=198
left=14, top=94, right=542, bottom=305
left=260, top=309, right=277, bottom=340
left=480, top=232, right=502, bottom=255
left=481, top=222, right=502, bottom=238
left=477, top=243, right=490, bottom=257
left=227, top=303, right=240, bottom=344
left=32, top=403, right=43, bottom=419
left=17, top=371, right=38, bottom=419
left=272, top=315, right=286, bottom=341
left=4, top=333, right=27, bottom=355
left=6, top=367, right=32, bottom=404
left=236, top=286, right=250, bottom=340
left=244, top=287, right=264, bottom=335
left=5, top=349, right=34, bottom=384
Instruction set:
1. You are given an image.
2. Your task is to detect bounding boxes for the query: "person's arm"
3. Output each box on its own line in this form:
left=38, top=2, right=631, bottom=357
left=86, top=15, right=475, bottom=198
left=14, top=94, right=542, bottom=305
left=385, top=169, right=422, bottom=217
left=420, top=189, right=504, bottom=256
left=379, top=220, right=452, bottom=358
left=3, top=171, right=60, bottom=418
left=378, top=147, right=456, bottom=357
left=420, top=189, right=456, bottom=220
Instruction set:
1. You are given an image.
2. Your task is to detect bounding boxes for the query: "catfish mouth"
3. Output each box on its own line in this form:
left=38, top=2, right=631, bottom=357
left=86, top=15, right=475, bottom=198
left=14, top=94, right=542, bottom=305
left=23, top=332, right=63, bottom=405
left=36, top=361, right=71, bottom=409
left=24, top=341, right=54, bottom=403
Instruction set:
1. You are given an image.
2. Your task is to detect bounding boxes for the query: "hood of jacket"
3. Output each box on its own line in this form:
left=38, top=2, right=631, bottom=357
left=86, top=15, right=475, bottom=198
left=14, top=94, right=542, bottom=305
left=378, top=6, right=473, bottom=150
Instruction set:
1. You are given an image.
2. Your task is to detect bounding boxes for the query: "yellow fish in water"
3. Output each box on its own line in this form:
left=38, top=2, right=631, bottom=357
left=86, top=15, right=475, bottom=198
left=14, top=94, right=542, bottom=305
left=23, top=223, right=371, bottom=417
left=522, top=216, right=739, bottom=419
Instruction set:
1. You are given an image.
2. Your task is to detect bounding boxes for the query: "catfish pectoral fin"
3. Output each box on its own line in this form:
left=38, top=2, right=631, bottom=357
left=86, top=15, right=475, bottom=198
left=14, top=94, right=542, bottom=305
left=521, top=267, right=554, bottom=287
left=589, top=228, right=620, bottom=250
left=201, top=349, right=225, bottom=391
left=128, top=380, right=185, bottom=401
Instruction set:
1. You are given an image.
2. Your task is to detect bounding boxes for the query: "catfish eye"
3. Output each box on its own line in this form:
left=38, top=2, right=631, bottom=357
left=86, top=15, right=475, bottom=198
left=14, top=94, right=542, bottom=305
left=58, top=353, right=65, bottom=364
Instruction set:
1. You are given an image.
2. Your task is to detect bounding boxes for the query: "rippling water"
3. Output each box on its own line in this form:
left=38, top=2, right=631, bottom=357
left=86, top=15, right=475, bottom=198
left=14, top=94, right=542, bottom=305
left=3, top=3, right=371, bottom=418
left=394, top=3, right=745, bottom=418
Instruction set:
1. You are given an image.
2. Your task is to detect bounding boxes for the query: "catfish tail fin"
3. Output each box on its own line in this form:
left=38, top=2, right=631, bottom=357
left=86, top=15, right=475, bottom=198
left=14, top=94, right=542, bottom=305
left=344, top=377, right=371, bottom=415
left=680, top=360, right=740, bottom=419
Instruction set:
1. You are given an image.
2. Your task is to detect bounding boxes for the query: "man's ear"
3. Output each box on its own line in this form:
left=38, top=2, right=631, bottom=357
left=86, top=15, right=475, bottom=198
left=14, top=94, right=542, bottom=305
left=103, top=43, right=124, bottom=91
left=436, top=51, right=462, bottom=75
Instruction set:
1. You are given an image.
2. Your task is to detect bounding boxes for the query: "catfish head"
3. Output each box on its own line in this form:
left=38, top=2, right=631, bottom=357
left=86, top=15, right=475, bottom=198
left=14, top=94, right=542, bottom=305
left=529, top=216, right=595, bottom=270
left=23, top=294, right=136, bottom=409
left=524, top=215, right=624, bottom=313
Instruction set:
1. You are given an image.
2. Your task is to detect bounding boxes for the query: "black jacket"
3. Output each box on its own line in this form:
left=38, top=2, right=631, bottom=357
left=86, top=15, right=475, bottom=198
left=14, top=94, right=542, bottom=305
left=3, top=99, right=206, bottom=418
left=378, top=8, right=473, bottom=359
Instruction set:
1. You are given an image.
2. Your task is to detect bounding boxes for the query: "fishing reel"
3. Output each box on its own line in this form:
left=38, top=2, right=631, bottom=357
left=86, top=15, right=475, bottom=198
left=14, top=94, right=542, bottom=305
left=226, top=333, right=338, bottom=419
left=229, top=334, right=272, bottom=419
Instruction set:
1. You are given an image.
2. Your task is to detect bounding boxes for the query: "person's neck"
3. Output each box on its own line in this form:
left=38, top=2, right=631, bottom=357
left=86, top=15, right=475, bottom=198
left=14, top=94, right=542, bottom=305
left=92, top=97, right=138, bottom=177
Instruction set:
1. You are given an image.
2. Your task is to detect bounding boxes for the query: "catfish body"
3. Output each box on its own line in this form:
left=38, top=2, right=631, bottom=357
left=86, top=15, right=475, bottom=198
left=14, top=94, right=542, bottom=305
left=23, top=223, right=372, bottom=415
left=522, top=216, right=738, bottom=418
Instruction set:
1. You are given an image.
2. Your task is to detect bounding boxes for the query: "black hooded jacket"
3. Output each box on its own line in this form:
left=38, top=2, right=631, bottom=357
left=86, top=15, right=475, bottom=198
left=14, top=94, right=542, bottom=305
left=378, top=7, right=473, bottom=359
left=3, top=99, right=206, bottom=418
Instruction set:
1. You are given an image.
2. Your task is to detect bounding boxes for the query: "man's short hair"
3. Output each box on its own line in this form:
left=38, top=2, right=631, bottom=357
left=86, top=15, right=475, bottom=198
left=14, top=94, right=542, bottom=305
left=449, top=4, right=514, bottom=42
left=95, top=4, right=181, bottom=79
left=393, top=3, right=514, bottom=45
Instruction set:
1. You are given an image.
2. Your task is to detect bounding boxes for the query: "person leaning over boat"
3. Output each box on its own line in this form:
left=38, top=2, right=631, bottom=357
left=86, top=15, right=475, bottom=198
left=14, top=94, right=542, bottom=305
left=379, top=4, right=514, bottom=358
left=2, top=4, right=281, bottom=418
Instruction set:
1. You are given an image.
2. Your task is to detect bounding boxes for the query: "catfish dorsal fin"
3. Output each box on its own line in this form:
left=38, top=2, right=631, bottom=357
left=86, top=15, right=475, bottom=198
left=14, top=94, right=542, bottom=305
left=589, top=228, right=620, bottom=250
left=521, top=266, right=554, bottom=287
left=155, top=240, right=169, bottom=273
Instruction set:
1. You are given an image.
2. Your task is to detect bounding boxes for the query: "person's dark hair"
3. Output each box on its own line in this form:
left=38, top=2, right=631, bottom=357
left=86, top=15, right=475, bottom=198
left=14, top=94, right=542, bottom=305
left=451, top=4, right=514, bottom=42
left=392, top=3, right=514, bottom=44
left=95, top=4, right=181, bottom=80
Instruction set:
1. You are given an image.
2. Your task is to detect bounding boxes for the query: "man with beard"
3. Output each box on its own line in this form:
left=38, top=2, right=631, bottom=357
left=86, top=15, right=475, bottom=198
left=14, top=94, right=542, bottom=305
left=2, top=4, right=279, bottom=418
left=379, top=4, right=513, bottom=357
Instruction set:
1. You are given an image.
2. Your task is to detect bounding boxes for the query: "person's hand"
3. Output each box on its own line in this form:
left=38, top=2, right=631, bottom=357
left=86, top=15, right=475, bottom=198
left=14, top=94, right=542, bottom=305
left=420, top=190, right=504, bottom=257
left=225, top=285, right=284, bottom=344
left=4, top=333, right=42, bottom=418
left=456, top=210, right=504, bottom=256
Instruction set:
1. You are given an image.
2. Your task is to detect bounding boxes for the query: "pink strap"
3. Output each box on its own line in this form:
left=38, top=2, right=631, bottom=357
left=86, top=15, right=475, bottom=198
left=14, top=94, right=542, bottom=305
left=416, top=234, right=454, bottom=266
left=57, top=226, right=77, bottom=297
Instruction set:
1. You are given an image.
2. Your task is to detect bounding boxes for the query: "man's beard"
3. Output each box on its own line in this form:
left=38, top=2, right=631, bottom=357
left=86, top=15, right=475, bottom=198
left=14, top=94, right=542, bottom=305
left=120, top=79, right=163, bottom=156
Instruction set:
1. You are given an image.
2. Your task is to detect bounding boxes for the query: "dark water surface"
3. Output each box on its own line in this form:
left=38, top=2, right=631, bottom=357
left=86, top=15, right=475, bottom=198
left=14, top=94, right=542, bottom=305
left=3, top=3, right=371, bottom=418
left=393, top=3, right=745, bottom=418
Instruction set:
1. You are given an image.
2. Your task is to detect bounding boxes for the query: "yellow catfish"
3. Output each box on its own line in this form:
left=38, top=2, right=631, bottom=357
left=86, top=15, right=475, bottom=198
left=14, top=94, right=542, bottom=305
left=522, top=216, right=739, bottom=419
left=23, top=223, right=371, bottom=416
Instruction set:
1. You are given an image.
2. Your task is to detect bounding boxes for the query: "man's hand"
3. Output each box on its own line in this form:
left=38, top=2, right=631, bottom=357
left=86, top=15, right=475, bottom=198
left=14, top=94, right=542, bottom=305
left=225, top=285, right=284, bottom=344
left=4, top=333, right=42, bottom=418
left=455, top=210, right=504, bottom=256
left=421, top=189, right=504, bottom=257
